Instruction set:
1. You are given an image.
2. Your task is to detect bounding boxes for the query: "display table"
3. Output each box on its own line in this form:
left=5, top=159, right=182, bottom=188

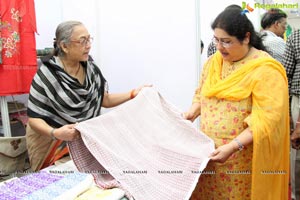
left=0, top=160, right=127, bottom=200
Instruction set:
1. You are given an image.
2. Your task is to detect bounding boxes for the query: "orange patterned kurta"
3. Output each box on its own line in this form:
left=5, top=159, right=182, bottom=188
left=191, top=48, right=289, bottom=200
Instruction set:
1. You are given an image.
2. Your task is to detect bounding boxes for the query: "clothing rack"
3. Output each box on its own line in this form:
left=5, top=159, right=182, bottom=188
left=0, top=96, right=12, bottom=137
left=0, top=51, right=49, bottom=138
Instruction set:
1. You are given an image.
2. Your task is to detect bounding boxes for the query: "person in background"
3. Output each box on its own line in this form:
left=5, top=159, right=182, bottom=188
left=282, top=29, right=300, bottom=200
left=201, top=40, right=204, bottom=54
left=260, top=8, right=287, bottom=63
left=207, top=40, right=216, bottom=57
left=26, top=21, right=149, bottom=171
left=184, top=7, right=289, bottom=200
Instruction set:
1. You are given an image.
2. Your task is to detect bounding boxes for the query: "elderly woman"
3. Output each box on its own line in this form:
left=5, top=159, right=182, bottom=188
left=185, top=7, right=289, bottom=200
left=26, top=21, right=146, bottom=171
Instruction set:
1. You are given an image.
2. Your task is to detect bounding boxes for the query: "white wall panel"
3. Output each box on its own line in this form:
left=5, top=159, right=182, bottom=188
left=97, top=0, right=199, bottom=111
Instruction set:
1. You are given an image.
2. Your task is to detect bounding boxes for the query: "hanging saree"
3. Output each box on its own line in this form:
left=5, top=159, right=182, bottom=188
left=0, top=0, right=37, bottom=95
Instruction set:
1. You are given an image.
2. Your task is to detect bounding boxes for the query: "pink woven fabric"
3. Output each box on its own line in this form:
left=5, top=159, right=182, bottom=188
left=68, top=88, right=214, bottom=200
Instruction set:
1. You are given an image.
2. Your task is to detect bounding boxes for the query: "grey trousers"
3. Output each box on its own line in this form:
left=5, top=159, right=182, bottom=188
left=291, top=95, right=300, bottom=200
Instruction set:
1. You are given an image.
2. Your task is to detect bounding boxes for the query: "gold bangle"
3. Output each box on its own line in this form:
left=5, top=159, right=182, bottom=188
left=50, top=128, right=57, bottom=140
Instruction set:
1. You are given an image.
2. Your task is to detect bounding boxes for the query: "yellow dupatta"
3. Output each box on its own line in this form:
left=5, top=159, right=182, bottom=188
left=202, top=51, right=290, bottom=200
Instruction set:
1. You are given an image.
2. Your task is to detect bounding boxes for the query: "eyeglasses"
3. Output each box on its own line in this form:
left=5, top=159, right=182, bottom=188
left=279, top=21, right=287, bottom=30
left=212, top=37, right=233, bottom=49
left=70, top=37, right=94, bottom=46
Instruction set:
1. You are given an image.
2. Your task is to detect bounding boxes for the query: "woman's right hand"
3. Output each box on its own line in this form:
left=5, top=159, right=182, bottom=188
left=53, top=124, right=80, bottom=141
left=183, top=102, right=201, bottom=122
left=183, top=111, right=197, bottom=122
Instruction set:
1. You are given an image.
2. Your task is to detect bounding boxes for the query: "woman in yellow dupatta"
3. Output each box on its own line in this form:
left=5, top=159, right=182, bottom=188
left=185, top=7, right=289, bottom=200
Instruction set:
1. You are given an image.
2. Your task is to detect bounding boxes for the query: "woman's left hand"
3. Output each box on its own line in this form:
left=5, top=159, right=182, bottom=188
left=291, top=127, right=300, bottom=150
left=132, top=84, right=152, bottom=98
left=210, top=143, right=236, bottom=163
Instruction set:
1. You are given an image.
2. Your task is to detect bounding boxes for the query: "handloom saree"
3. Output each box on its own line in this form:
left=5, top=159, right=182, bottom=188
left=68, top=88, right=215, bottom=200
left=27, top=56, right=106, bottom=171
left=192, top=49, right=289, bottom=200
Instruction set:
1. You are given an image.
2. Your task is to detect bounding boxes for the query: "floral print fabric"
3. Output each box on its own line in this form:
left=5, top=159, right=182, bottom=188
left=0, top=0, right=37, bottom=95
left=191, top=49, right=271, bottom=200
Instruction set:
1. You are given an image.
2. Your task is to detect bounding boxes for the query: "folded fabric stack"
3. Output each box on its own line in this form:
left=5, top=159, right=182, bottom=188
left=75, top=186, right=127, bottom=200
left=0, top=171, right=94, bottom=199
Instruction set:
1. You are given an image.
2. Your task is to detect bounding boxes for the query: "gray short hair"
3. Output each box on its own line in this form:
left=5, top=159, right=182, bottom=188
left=53, top=21, right=83, bottom=56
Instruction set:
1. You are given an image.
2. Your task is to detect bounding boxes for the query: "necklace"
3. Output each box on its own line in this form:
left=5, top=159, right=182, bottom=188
left=61, top=59, right=81, bottom=77
left=73, top=63, right=81, bottom=76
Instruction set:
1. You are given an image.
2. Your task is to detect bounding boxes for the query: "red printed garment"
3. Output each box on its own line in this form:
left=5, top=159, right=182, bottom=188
left=0, top=0, right=37, bottom=95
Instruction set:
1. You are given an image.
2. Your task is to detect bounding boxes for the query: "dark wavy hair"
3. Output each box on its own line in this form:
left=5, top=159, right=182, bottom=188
left=261, top=8, right=287, bottom=29
left=211, top=7, right=266, bottom=51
